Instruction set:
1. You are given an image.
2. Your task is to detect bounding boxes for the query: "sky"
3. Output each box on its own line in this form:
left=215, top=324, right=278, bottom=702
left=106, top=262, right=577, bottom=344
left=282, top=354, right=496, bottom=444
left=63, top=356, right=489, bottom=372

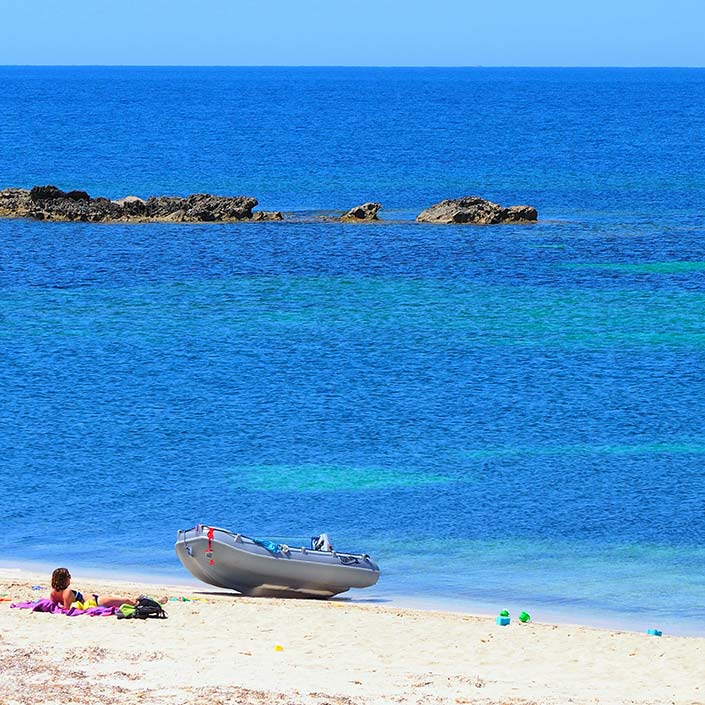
left=0, top=0, right=703, bottom=67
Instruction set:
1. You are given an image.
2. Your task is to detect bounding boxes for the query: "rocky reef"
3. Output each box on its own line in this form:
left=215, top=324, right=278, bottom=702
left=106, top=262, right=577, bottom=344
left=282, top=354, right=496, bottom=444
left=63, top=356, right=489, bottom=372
left=0, top=186, right=538, bottom=226
left=416, top=196, right=537, bottom=225
left=0, top=185, right=283, bottom=223
left=340, top=202, right=382, bottom=222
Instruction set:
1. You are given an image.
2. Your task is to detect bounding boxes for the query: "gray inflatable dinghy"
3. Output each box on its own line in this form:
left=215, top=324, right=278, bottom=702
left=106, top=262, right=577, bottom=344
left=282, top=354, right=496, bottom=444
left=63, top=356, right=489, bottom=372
left=175, top=524, right=381, bottom=598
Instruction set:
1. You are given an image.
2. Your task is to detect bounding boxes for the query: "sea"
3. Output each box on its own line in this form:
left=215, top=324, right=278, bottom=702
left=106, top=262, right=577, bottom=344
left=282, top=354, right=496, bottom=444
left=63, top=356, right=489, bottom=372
left=1, top=67, right=704, bottom=635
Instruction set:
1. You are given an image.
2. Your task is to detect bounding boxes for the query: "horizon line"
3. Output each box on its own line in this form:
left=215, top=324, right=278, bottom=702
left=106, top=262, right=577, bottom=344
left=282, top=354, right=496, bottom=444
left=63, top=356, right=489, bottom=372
left=1, top=64, right=705, bottom=70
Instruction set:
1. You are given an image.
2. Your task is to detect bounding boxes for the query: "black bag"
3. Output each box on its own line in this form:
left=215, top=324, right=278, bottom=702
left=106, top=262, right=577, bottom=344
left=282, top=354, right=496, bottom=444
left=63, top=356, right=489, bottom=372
left=132, top=596, right=167, bottom=619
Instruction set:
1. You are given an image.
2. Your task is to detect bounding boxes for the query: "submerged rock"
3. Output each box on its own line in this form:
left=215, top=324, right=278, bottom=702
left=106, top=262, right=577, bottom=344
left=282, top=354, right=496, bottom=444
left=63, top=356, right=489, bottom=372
left=340, top=202, right=382, bottom=222
left=0, top=185, right=271, bottom=223
left=416, top=196, right=537, bottom=225
left=252, top=210, right=284, bottom=221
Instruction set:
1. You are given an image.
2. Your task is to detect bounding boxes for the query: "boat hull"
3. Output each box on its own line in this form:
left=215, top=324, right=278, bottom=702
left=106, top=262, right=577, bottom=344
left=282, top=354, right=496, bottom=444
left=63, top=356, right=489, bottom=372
left=175, top=525, right=380, bottom=598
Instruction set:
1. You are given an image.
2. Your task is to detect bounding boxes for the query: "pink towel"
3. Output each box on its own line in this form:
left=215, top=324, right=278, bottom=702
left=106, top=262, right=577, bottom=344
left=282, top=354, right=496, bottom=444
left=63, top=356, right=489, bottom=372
left=11, top=597, right=117, bottom=617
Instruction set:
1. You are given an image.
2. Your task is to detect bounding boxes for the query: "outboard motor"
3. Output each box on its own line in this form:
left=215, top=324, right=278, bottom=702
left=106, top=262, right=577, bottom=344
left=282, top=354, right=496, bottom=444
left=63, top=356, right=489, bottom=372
left=311, top=533, right=334, bottom=552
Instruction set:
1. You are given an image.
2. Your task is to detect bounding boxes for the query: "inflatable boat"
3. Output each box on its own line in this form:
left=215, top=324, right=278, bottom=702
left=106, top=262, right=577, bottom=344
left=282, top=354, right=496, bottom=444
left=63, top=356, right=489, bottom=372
left=175, top=524, right=381, bottom=598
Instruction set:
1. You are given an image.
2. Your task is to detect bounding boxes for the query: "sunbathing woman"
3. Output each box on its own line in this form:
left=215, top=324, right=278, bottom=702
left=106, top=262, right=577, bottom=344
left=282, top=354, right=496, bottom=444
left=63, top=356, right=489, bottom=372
left=49, top=567, right=166, bottom=609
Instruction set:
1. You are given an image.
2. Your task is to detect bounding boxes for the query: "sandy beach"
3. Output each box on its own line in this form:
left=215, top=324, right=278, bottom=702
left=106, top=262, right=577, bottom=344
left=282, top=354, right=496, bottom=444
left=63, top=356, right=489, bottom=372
left=1, top=568, right=703, bottom=705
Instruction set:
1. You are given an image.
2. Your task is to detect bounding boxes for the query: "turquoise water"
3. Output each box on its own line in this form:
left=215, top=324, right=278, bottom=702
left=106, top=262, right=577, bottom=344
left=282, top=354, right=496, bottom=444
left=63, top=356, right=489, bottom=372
left=1, top=67, right=705, bottom=634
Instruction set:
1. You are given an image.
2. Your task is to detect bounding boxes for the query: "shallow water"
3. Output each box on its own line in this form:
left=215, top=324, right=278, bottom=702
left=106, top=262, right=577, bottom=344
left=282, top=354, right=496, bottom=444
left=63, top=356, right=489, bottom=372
left=1, top=67, right=704, bottom=634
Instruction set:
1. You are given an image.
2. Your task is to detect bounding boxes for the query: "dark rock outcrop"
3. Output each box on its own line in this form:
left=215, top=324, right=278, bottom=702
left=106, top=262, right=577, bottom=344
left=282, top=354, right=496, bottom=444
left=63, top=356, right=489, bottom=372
left=416, top=196, right=537, bottom=225
left=28, top=188, right=125, bottom=222
left=0, top=185, right=278, bottom=223
left=30, top=185, right=67, bottom=201
left=340, top=202, right=382, bottom=222
left=66, top=190, right=91, bottom=202
left=144, top=194, right=258, bottom=222
left=500, top=205, right=538, bottom=222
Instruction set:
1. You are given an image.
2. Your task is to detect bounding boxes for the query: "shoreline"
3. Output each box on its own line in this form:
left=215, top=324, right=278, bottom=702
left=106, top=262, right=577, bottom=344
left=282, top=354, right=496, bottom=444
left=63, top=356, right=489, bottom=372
left=2, top=565, right=704, bottom=705
left=3, top=558, right=703, bottom=638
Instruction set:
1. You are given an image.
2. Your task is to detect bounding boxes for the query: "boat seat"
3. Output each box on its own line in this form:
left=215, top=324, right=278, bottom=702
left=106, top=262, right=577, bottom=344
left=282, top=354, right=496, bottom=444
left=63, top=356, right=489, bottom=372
left=311, top=533, right=334, bottom=552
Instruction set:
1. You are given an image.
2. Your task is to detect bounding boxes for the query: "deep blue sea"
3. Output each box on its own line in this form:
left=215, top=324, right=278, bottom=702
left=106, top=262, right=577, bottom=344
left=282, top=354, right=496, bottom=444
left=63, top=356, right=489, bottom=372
left=1, top=67, right=704, bottom=634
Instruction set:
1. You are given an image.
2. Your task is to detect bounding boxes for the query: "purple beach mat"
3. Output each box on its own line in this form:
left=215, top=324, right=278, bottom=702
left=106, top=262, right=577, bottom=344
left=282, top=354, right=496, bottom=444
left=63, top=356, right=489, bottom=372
left=11, top=598, right=117, bottom=617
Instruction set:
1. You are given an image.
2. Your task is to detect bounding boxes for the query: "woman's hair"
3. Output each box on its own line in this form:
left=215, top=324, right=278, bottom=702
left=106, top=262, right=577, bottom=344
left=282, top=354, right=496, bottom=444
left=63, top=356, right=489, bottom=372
left=51, top=567, right=71, bottom=591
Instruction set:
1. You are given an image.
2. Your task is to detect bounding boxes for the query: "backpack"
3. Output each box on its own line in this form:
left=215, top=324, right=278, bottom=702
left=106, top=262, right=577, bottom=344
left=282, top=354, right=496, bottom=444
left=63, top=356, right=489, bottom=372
left=134, top=596, right=167, bottom=619
left=117, top=596, right=167, bottom=620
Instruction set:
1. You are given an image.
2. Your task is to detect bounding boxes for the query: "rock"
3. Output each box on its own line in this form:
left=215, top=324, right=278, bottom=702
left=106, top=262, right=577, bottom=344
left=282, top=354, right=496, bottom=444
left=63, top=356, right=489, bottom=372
left=7, top=185, right=115, bottom=221
left=113, top=195, right=145, bottom=205
left=416, top=196, right=538, bottom=225
left=0, top=188, right=32, bottom=217
left=30, top=185, right=67, bottom=202
left=66, top=190, right=91, bottom=202
left=500, top=205, right=538, bottom=222
left=340, top=202, right=382, bottom=222
left=252, top=211, right=284, bottom=221
left=0, top=185, right=262, bottom=223
left=114, top=196, right=147, bottom=217
left=144, top=196, right=186, bottom=220
left=184, top=193, right=258, bottom=222
left=28, top=193, right=118, bottom=222
left=145, top=194, right=259, bottom=222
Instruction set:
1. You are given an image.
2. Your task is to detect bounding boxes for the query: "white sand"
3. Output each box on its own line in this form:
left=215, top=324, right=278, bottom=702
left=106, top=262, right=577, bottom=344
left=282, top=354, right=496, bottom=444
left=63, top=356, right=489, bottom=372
left=1, top=567, right=703, bottom=705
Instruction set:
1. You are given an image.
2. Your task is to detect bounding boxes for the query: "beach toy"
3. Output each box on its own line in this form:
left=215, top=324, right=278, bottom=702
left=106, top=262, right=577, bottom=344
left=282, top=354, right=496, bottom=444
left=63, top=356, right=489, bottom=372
left=499, top=609, right=509, bottom=617
left=31, top=585, right=43, bottom=591
left=274, top=644, right=284, bottom=652
left=519, top=611, right=531, bottom=623
left=646, top=629, right=662, bottom=637
left=496, top=616, right=510, bottom=626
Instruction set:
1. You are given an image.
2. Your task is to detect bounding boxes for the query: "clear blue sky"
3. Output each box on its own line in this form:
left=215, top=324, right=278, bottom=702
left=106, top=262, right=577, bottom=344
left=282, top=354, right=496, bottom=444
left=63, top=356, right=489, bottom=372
left=1, top=0, right=703, bottom=67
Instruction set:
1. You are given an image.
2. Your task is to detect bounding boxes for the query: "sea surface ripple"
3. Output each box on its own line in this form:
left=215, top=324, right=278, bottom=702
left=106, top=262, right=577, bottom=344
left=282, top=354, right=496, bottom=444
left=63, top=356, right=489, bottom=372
left=1, top=67, right=704, bottom=633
